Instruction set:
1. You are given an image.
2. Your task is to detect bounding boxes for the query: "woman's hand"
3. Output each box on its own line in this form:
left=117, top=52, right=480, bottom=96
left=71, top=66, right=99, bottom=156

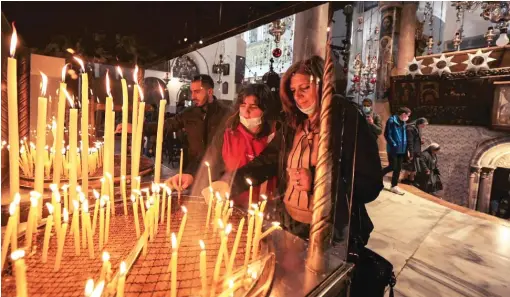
left=165, top=174, right=194, bottom=191
left=287, top=168, right=313, bottom=192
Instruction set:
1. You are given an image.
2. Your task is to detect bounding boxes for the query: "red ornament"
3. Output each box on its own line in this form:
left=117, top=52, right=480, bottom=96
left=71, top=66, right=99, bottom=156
left=370, top=77, right=377, bottom=84
left=353, top=75, right=360, bottom=83
left=272, top=48, right=282, bottom=58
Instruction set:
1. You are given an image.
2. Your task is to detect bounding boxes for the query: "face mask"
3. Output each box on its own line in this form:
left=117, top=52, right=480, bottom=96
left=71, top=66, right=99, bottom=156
left=362, top=106, right=372, bottom=114
left=240, top=115, right=262, bottom=129
left=297, top=101, right=317, bottom=115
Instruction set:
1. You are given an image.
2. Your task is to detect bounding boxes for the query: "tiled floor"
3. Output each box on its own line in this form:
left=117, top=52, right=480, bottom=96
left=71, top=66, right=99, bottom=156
left=367, top=182, right=510, bottom=297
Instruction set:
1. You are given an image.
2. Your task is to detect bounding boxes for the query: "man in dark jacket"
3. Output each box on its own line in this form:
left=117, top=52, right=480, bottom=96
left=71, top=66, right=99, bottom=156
left=119, top=75, right=232, bottom=184
left=361, top=98, right=383, bottom=139
left=404, top=117, right=428, bottom=185
left=382, top=107, right=411, bottom=195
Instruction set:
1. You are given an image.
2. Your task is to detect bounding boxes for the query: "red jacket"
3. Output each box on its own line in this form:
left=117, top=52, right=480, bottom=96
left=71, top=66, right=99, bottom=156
left=222, top=124, right=276, bottom=208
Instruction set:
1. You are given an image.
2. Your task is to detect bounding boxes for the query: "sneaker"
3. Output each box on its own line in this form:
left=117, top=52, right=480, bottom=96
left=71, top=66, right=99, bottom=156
left=390, top=186, right=405, bottom=195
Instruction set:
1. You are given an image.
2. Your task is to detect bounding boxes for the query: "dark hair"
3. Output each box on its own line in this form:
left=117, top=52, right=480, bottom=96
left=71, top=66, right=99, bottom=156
left=192, top=74, right=214, bottom=89
left=225, top=83, right=274, bottom=137
left=362, top=98, right=373, bottom=106
left=280, top=55, right=324, bottom=129
left=396, top=107, right=411, bottom=115
left=415, top=117, right=428, bottom=125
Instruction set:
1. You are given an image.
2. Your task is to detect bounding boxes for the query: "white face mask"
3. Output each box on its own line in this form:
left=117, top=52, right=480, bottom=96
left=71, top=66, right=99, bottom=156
left=240, top=115, right=262, bottom=129
left=297, top=101, right=317, bottom=115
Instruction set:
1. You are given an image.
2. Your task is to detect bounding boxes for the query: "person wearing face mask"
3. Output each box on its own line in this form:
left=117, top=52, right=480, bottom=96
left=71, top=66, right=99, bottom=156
left=382, top=107, right=412, bottom=195
left=116, top=75, right=232, bottom=187
left=361, top=99, right=383, bottom=139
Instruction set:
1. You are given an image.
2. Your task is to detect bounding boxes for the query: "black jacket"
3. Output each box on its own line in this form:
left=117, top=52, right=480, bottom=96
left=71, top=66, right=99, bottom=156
left=144, top=98, right=232, bottom=174
left=229, top=95, right=383, bottom=245
left=406, top=124, right=422, bottom=155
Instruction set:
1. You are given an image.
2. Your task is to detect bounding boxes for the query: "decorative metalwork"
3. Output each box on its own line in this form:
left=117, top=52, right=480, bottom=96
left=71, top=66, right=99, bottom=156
left=463, top=49, right=496, bottom=73
left=485, top=26, right=497, bottom=47
left=406, top=57, right=426, bottom=79
left=268, top=19, right=287, bottom=44
left=172, top=55, right=199, bottom=82
left=429, top=54, right=457, bottom=76
left=427, top=36, right=434, bottom=55
left=453, top=31, right=463, bottom=51
left=349, top=54, right=378, bottom=97
left=480, top=1, right=510, bottom=26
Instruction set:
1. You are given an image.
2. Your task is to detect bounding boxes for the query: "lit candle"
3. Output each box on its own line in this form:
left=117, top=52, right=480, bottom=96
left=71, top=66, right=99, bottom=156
left=170, top=233, right=178, bottom=297
left=142, top=201, right=149, bottom=256
left=146, top=200, right=154, bottom=242
left=199, top=240, right=207, bottom=296
left=53, top=65, right=68, bottom=186
left=84, top=279, right=94, bottom=297
left=117, top=261, right=127, bottom=297
left=213, top=223, right=232, bottom=292
left=152, top=184, right=160, bottom=236
left=259, top=194, right=268, bottom=213
left=42, top=203, right=54, bottom=263
left=132, top=87, right=145, bottom=188
left=99, top=198, right=105, bottom=250
left=64, top=89, right=78, bottom=214
left=100, top=251, right=112, bottom=283
left=246, top=178, right=253, bottom=208
left=259, top=222, right=282, bottom=240
left=1, top=202, right=17, bottom=269
left=75, top=57, right=89, bottom=195
left=105, top=172, right=114, bottom=215
left=103, top=72, right=113, bottom=185
left=178, top=148, right=184, bottom=204
left=92, top=189, right=100, bottom=235
left=7, top=25, right=20, bottom=202
left=244, top=210, right=255, bottom=270
left=227, top=217, right=245, bottom=277
left=165, top=187, right=172, bottom=236
left=160, top=184, right=167, bottom=224
left=11, top=249, right=28, bottom=297
left=154, top=84, right=167, bottom=183
left=176, top=206, right=188, bottom=248
left=131, top=195, right=141, bottom=238
left=131, top=66, right=139, bottom=176
left=205, top=161, right=212, bottom=189
left=79, top=193, right=87, bottom=249
left=251, top=212, right=264, bottom=260
left=138, top=190, right=146, bottom=222
left=213, top=192, right=223, bottom=234
left=121, top=176, right=128, bottom=216
left=35, top=72, right=48, bottom=218
left=118, top=67, right=129, bottom=193
left=54, top=208, right=69, bottom=271
left=49, top=185, right=62, bottom=236
left=205, top=187, right=214, bottom=230
left=25, top=193, right=39, bottom=250
left=83, top=199, right=94, bottom=259
left=105, top=198, right=111, bottom=245
left=62, top=184, right=69, bottom=213
left=72, top=200, right=81, bottom=256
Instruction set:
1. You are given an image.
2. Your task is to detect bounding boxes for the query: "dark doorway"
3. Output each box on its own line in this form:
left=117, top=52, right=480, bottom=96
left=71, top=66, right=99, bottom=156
left=490, top=167, right=510, bottom=219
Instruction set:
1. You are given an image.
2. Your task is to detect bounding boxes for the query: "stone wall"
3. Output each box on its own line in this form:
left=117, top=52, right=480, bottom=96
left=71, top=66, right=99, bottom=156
left=421, top=125, right=507, bottom=206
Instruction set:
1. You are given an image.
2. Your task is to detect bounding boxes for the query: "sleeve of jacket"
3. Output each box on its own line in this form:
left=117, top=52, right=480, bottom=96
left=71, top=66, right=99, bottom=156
left=371, top=114, right=383, bottom=136
left=144, top=113, right=184, bottom=137
left=406, top=126, right=414, bottom=153
left=419, top=152, right=430, bottom=171
left=384, top=117, right=397, bottom=147
left=227, top=126, right=282, bottom=195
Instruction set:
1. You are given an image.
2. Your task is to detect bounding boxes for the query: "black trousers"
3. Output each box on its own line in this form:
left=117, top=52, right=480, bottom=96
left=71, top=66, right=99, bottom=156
left=382, top=153, right=405, bottom=187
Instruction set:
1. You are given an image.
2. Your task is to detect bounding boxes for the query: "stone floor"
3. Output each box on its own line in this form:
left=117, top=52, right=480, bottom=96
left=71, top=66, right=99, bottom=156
left=368, top=181, right=510, bottom=297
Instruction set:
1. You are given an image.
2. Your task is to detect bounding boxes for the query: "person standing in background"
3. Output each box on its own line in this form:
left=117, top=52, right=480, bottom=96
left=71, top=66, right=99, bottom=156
left=361, top=98, right=383, bottom=139
left=382, top=107, right=411, bottom=195
left=404, top=117, right=428, bottom=185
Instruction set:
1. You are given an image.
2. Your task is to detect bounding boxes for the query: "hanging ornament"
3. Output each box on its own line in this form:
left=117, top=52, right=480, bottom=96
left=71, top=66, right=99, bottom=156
left=406, top=57, right=426, bottom=79
left=453, top=31, right=463, bottom=51
left=429, top=54, right=457, bottom=76
left=463, top=49, right=496, bottom=73
left=484, top=26, right=496, bottom=47
left=272, top=48, right=282, bottom=58
left=427, top=36, right=434, bottom=55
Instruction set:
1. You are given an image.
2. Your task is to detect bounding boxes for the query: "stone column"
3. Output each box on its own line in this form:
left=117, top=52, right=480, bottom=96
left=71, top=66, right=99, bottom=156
left=375, top=2, right=417, bottom=154
left=292, top=3, right=329, bottom=62
left=476, top=167, right=495, bottom=213
left=467, top=166, right=481, bottom=209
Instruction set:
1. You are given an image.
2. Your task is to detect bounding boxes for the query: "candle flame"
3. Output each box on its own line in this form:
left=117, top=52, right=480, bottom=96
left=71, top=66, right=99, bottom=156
left=158, top=83, right=164, bottom=99
left=100, top=198, right=106, bottom=208
left=93, top=189, right=100, bottom=199
left=116, top=66, right=123, bottom=79
left=217, top=219, right=224, bottom=229
left=260, top=194, right=267, bottom=201
left=85, top=279, right=94, bottom=296
left=9, top=202, right=16, bottom=215
left=246, top=178, right=252, bottom=186
left=76, top=185, right=82, bottom=193
left=199, top=240, right=205, bottom=250
left=251, top=271, right=258, bottom=279
left=62, top=184, right=69, bottom=190
left=225, top=223, right=232, bottom=235
left=120, top=261, right=127, bottom=275
left=61, top=63, right=69, bottom=82
left=225, top=192, right=230, bottom=200
left=228, top=279, right=234, bottom=289
left=10, top=23, right=17, bottom=57
left=46, top=203, right=54, bottom=214
left=102, top=251, right=110, bottom=262
left=73, top=200, right=79, bottom=210
left=204, top=161, right=210, bottom=167
left=272, top=221, right=281, bottom=227
left=10, top=249, right=25, bottom=261
left=171, top=233, right=177, bottom=249
left=258, top=212, right=263, bottom=218
left=215, top=192, right=222, bottom=201
left=251, top=204, right=259, bottom=210
left=133, top=65, right=139, bottom=82
left=82, top=199, right=89, bottom=212
left=145, top=200, right=150, bottom=209
left=248, top=210, right=255, bottom=216
left=30, top=196, right=38, bottom=207
left=49, top=183, right=58, bottom=193
left=40, top=72, right=48, bottom=96
left=74, top=57, right=85, bottom=72
left=137, top=85, right=144, bottom=101
left=130, top=195, right=136, bottom=203
left=63, top=89, right=74, bottom=108
left=63, top=208, right=69, bottom=222
left=181, top=206, right=188, bottom=214
left=121, top=175, right=125, bottom=180
left=230, top=200, right=234, bottom=208
left=14, top=194, right=20, bottom=205
left=209, top=186, right=213, bottom=193
left=106, top=69, right=112, bottom=97
left=91, top=281, right=105, bottom=297
left=151, top=182, right=160, bottom=193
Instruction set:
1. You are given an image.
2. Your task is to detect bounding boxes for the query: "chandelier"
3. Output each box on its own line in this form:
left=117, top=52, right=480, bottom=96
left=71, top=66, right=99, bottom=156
left=452, top=1, right=510, bottom=27
left=349, top=53, right=378, bottom=97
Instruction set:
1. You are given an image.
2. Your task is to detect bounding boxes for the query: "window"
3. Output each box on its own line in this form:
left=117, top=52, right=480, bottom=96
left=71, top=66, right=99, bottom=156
left=249, top=29, right=258, bottom=43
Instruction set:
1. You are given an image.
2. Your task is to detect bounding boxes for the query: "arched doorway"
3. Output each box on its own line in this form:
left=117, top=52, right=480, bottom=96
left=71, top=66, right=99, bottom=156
left=467, top=136, right=510, bottom=214
left=176, top=84, right=192, bottom=114
left=143, top=77, right=170, bottom=120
